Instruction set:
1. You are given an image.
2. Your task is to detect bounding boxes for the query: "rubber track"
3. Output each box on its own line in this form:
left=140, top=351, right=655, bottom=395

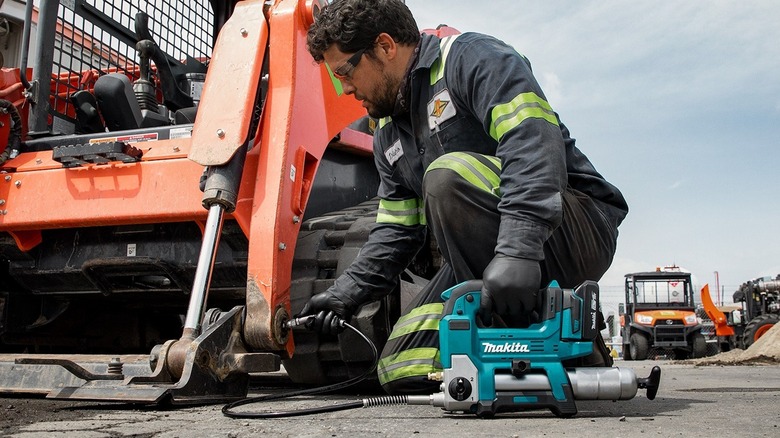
left=283, top=199, right=397, bottom=387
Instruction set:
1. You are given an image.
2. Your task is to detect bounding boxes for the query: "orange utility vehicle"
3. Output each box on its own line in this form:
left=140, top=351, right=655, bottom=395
left=0, top=0, right=437, bottom=403
left=620, top=266, right=706, bottom=360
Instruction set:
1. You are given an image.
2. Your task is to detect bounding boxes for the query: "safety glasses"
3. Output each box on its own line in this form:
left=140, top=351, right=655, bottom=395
left=332, top=47, right=368, bottom=79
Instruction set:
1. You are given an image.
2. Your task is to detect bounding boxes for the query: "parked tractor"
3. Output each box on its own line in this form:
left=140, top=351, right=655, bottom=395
left=701, top=275, right=780, bottom=351
left=620, top=266, right=706, bottom=360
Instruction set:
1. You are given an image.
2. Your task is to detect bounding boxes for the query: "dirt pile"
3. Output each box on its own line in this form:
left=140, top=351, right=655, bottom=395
left=689, top=322, right=780, bottom=365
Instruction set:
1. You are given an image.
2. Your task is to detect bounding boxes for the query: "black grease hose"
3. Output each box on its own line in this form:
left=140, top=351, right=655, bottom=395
left=222, top=317, right=425, bottom=419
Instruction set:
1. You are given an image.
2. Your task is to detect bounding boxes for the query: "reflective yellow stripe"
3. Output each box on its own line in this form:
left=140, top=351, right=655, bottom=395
left=379, top=117, right=391, bottom=129
left=426, top=152, right=501, bottom=196
left=388, top=303, right=443, bottom=341
left=489, top=92, right=558, bottom=141
left=377, top=198, right=425, bottom=226
left=430, top=35, right=460, bottom=85
left=379, top=363, right=441, bottom=386
left=377, top=347, right=442, bottom=385
left=388, top=318, right=440, bottom=341
left=395, top=303, right=443, bottom=326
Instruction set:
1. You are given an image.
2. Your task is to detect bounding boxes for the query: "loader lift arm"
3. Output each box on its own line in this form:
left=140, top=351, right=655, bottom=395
left=701, top=284, right=735, bottom=338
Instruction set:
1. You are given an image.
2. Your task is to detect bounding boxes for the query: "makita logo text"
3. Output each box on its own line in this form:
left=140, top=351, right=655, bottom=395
left=482, top=342, right=530, bottom=353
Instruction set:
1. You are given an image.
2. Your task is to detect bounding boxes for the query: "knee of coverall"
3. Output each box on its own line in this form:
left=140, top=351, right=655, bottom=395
left=422, top=151, right=501, bottom=203
left=422, top=158, right=462, bottom=202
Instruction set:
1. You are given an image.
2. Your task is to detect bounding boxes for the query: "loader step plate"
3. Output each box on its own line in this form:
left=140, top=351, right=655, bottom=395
left=52, top=141, right=143, bottom=167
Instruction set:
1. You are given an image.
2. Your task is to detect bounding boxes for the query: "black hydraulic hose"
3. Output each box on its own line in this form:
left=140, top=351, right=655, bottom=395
left=222, top=320, right=380, bottom=419
left=0, top=99, right=22, bottom=163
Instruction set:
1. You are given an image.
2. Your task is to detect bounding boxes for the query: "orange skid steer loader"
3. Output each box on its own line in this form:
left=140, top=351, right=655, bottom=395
left=0, top=0, right=434, bottom=403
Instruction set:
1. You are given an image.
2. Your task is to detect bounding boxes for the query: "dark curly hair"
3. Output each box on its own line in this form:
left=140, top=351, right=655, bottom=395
left=307, top=0, right=421, bottom=62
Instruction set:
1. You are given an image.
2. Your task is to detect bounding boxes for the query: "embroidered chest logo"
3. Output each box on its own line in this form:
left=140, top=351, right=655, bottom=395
left=431, top=99, right=449, bottom=118
left=427, top=89, right=457, bottom=130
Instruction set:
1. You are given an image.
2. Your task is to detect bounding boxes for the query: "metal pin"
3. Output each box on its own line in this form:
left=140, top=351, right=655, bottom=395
left=216, top=129, right=225, bottom=138
left=240, top=28, right=248, bottom=37
left=278, top=243, right=287, bottom=250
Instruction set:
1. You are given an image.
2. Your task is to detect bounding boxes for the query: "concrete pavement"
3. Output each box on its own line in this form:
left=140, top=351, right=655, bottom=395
left=2, top=360, right=779, bottom=437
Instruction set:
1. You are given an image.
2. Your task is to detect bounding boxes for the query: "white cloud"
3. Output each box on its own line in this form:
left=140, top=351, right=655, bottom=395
left=539, top=72, right=563, bottom=107
left=667, top=180, right=684, bottom=190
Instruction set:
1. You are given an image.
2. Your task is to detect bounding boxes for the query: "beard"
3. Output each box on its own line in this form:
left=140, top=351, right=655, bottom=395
left=365, top=71, right=400, bottom=119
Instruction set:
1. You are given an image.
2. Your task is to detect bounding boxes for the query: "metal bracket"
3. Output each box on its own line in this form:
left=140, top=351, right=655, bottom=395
left=2, top=306, right=280, bottom=405
left=14, top=358, right=123, bottom=381
left=52, top=142, right=143, bottom=168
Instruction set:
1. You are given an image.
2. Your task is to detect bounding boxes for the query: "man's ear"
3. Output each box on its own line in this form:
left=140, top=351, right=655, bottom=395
left=375, top=33, right=397, bottom=60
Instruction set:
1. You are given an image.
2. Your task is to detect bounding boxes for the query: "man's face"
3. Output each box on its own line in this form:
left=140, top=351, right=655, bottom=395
left=324, top=44, right=399, bottom=118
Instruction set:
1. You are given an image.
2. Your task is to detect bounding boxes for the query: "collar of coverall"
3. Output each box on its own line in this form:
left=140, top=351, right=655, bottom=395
left=392, top=38, right=422, bottom=117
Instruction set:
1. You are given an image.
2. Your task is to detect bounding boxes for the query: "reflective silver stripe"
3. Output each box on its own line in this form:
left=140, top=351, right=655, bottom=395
left=377, top=347, right=442, bottom=384
left=490, top=92, right=558, bottom=141
left=377, top=198, right=424, bottom=226
left=377, top=358, right=443, bottom=374
left=426, top=152, right=502, bottom=196
left=388, top=306, right=442, bottom=340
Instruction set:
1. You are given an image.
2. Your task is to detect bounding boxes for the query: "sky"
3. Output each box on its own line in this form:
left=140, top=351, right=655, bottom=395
left=405, top=0, right=780, bottom=304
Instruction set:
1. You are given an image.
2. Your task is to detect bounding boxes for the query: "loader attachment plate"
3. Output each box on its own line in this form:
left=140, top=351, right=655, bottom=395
left=0, top=306, right=281, bottom=405
left=0, top=354, right=153, bottom=395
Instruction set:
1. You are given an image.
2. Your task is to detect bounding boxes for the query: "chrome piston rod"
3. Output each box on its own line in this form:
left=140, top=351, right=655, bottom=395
left=181, top=144, right=246, bottom=335
left=492, top=367, right=639, bottom=400
left=183, top=203, right=225, bottom=333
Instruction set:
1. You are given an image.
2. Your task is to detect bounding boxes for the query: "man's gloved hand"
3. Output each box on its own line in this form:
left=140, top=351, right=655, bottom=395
left=479, top=255, right=541, bottom=327
left=299, top=290, right=356, bottom=335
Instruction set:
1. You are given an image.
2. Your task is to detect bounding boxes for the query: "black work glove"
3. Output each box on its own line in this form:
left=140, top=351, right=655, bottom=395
left=479, top=255, right=541, bottom=327
left=299, top=290, right=356, bottom=335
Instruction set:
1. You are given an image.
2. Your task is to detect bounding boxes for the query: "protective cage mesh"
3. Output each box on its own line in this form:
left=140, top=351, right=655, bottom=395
left=50, top=0, right=214, bottom=129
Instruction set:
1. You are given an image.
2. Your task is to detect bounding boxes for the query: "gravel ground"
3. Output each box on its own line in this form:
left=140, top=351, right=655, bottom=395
left=1, top=360, right=779, bottom=438
left=684, top=322, right=780, bottom=366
